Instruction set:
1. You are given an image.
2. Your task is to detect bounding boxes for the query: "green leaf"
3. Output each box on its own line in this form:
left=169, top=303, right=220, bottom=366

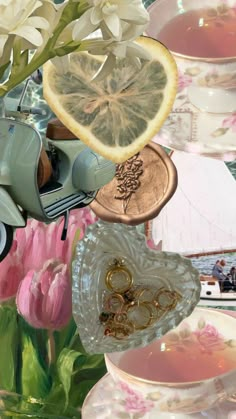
left=57, top=348, right=86, bottom=408
left=211, top=127, right=229, bottom=137
left=54, top=318, right=77, bottom=359
left=69, top=332, right=86, bottom=354
left=69, top=363, right=106, bottom=409
left=0, top=305, right=18, bottom=391
left=21, top=331, right=51, bottom=399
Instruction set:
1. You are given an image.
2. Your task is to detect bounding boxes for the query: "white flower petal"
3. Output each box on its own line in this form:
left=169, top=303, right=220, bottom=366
left=27, top=16, right=49, bottom=30
left=118, top=5, right=149, bottom=25
left=11, top=25, right=43, bottom=46
left=72, top=10, right=97, bottom=40
left=102, top=4, right=118, bottom=15
left=110, top=42, right=127, bottom=58
left=90, top=7, right=102, bottom=25
left=126, top=42, right=151, bottom=61
left=104, top=13, right=121, bottom=39
left=92, top=53, right=117, bottom=81
left=82, top=37, right=110, bottom=54
left=121, top=22, right=147, bottom=41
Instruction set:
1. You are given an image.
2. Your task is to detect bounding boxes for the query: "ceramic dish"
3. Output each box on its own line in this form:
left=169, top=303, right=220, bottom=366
left=82, top=373, right=235, bottom=418
left=72, top=221, right=201, bottom=354
left=152, top=94, right=236, bottom=161
left=105, top=308, right=236, bottom=414
left=146, top=0, right=236, bottom=161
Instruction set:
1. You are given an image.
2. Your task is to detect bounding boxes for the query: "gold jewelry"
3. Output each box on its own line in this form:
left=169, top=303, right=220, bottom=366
left=105, top=259, right=133, bottom=293
left=99, top=311, right=114, bottom=324
left=112, top=321, right=134, bottom=340
left=103, top=292, right=125, bottom=313
left=126, top=302, right=154, bottom=330
left=154, top=287, right=182, bottom=310
left=134, top=286, right=154, bottom=303
left=145, top=301, right=165, bottom=325
left=114, top=312, right=128, bottom=323
left=104, top=318, right=134, bottom=340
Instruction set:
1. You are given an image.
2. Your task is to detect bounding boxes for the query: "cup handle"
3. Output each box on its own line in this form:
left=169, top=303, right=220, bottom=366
left=187, top=86, right=236, bottom=114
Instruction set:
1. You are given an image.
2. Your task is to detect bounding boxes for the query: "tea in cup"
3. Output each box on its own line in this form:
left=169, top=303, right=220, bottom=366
left=105, top=308, right=236, bottom=414
left=146, top=0, right=236, bottom=113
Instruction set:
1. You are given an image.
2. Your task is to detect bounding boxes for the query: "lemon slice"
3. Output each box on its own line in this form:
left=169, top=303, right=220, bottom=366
left=43, top=37, right=177, bottom=163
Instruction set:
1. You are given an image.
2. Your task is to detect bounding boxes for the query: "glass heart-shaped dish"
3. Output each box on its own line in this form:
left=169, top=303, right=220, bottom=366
left=72, top=222, right=201, bottom=354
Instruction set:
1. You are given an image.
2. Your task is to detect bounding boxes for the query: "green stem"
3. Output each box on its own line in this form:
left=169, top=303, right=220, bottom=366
left=48, top=330, right=55, bottom=367
left=0, top=1, right=88, bottom=97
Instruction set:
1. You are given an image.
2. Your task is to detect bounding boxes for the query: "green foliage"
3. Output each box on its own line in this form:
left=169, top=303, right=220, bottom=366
left=0, top=307, right=106, bottom=417
left=0, top=305, right=18, bottom=391
left=20, top=328, right=51, bottom=399
left=45, top=330, right=106, bottom=413
left=57, top=348, right=86, bottom=407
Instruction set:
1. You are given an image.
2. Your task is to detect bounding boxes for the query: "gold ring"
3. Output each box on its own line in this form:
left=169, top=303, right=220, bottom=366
left=103, top=293, right=125, bottom=313
left=144, top=302, right=165, bottom=325
left=114, top=312, right=128, bottom=323
left=154, top=287, right=181, bottom=310
left=126, top=302, right=154, bottom=330
left=105, top=265, right=133, bottom=293
left=134, top=286, right=155, bottom=303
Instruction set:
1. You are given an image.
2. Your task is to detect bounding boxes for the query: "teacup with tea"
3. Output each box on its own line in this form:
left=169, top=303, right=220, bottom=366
left=105, top=308, right=236, bottom=414
left=146, top=0, right=236, bottom=113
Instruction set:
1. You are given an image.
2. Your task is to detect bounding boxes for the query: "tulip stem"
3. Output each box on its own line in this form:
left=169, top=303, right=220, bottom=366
left=48, top=329, right=55, bottom=366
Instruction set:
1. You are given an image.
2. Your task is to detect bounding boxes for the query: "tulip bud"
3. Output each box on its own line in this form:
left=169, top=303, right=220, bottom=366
left=0, top=243, right=23, bottom=302
left=16, top=260, right=72, bottom=331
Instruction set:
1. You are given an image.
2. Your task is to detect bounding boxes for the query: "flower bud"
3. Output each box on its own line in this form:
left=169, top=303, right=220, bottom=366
left=16, top=260, right=72, bottom=331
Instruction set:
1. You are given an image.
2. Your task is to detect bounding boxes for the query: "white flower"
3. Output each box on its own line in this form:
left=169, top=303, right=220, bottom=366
left=72, top=0, right=149, bottom=41
left=0, top=0, right=51, bottom=58
left=83, top=36, right=151, bottom=80
left=34, top=1, right=63, bottom=54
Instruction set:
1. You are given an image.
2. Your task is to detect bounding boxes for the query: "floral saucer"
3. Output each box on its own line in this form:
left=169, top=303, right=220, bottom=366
left=82, top=373, right=235, bottom=419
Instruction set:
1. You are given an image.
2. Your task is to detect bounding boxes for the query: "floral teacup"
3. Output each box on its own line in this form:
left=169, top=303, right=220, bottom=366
left=146, top=0, right=236, bottom=113
left=105, top=308, right=236, bottom=414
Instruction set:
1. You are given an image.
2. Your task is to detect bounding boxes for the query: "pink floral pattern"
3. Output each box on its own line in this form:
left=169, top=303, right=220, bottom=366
left=178, top=70, right=192, bottom=92
left=165, top=319, right=234, bottom=354
left=212, top=113, right=236, bottom=137
left=193, top=324, right=226, bottom=353
left=119, top=382, right=154, bottom=414
left=222, top=114, right=236, bottom=132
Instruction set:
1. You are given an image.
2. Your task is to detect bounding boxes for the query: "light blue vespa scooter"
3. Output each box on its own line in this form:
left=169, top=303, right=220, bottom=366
left=0, top=117, right=116, bottom=261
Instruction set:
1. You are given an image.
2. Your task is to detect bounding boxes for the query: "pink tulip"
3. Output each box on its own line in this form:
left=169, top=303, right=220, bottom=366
left=16, top=260, right=72, bottom=330
left=0, top=207, right=96, bottom=302
left=0, top=245, right=24, bottom=302
left=17, top=208, right=97, bottom=268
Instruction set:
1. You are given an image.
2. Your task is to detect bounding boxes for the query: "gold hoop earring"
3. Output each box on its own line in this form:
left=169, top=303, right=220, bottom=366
left=105, top=259, right=133, bottom=293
